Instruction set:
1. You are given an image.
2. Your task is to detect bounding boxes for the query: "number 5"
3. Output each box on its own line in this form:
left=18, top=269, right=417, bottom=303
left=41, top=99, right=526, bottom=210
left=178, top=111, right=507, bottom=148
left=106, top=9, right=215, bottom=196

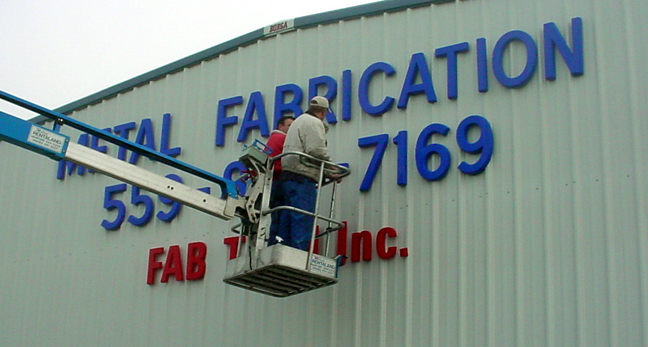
left=101, top=183, right=127, bottom=230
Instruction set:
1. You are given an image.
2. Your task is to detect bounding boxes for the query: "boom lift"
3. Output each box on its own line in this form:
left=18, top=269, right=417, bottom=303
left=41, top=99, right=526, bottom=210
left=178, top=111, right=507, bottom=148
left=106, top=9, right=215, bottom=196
left=0, top=90, right=350, bottom=297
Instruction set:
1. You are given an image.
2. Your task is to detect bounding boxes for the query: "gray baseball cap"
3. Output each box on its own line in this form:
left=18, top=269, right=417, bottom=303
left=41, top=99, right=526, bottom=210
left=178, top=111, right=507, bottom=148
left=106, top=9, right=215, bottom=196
left=310, top=96, right=330, bottom=109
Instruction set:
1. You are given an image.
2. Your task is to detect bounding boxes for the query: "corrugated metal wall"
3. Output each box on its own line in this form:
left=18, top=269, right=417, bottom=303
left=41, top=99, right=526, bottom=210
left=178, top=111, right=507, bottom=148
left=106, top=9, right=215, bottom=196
left=1, top=0, right=647, bottom=346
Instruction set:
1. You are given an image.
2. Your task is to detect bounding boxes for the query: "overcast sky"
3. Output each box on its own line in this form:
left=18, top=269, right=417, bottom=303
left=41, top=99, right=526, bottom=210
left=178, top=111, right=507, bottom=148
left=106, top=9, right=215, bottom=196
left=1, top=0, right=377, bottom=119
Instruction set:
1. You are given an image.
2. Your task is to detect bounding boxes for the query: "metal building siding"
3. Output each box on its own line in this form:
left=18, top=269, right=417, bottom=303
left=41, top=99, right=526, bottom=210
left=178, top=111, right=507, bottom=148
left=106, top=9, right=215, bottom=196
left=1, top=0, right=648, bottom=346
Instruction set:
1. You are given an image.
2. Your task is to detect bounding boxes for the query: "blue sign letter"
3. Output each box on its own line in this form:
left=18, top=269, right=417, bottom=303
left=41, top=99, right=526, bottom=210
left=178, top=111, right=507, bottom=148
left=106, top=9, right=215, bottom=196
left=492, top=30, right=538, bottom=88
left=359, top=62, right=396, bottom=116
left=215, top=96, right=242, bottom=147
left=398, top=53, right=437, bottom=108
left=544, top=17, right=584, bottom=80
left=237, top=91, right=269, bottom=142
left=435, top=43, right=470, bottom=100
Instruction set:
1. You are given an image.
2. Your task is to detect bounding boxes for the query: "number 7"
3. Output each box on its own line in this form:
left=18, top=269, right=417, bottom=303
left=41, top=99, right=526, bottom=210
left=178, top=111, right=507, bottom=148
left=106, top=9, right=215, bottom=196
left=358, top=134, right=389, bottom=191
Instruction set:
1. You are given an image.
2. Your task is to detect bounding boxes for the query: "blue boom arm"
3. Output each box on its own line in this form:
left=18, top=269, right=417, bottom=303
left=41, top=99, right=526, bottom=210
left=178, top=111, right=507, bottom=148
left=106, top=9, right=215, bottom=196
left=0, top=90, right=239, bottom=199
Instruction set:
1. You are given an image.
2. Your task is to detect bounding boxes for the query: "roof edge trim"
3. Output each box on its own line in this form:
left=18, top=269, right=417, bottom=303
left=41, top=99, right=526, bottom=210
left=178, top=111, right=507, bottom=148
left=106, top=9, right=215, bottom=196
left=34, top=0, right=454, bottom=123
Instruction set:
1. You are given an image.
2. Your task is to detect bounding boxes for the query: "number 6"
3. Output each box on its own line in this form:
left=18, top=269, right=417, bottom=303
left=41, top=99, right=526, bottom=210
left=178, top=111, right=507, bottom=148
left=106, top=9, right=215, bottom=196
left=415, top=123, right=451, bottom=181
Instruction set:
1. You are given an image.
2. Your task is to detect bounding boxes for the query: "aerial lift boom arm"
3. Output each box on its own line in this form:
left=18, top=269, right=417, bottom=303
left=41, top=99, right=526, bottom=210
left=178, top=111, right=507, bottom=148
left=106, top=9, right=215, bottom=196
left=0, top=90, right=246, bottom=220
left=0, top=90, right=351, bottom=297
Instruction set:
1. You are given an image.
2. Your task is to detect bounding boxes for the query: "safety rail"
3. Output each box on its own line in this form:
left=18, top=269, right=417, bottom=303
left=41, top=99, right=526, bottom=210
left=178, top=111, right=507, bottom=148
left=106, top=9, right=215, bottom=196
left=223, top=148, right=351, bottom=297
left=229, top=150, right=350, bottom=254
left=267, top=151, right=350, bottom=255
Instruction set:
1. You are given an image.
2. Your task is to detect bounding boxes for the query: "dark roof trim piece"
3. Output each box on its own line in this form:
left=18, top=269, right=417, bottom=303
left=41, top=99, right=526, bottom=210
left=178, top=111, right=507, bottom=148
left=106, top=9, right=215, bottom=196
left=34, top=0, right=454, bottom=123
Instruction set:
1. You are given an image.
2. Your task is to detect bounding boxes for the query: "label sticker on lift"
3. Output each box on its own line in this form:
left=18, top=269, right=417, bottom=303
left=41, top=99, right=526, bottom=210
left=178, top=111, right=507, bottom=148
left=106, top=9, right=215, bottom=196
left=310, top=254, right=337, bottom=278
left=27, top=125, right=66, bottom=154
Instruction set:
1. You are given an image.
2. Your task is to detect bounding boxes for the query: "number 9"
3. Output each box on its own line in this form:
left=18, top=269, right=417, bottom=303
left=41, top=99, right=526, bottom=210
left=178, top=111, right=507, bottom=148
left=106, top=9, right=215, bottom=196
left=456, top=115, right=493, bottom=175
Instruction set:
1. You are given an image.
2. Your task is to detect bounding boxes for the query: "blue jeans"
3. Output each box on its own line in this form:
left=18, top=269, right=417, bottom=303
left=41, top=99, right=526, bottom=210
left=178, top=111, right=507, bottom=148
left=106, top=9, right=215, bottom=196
left=280, top=179, right=317, bottom=251
left=268, top=180, right=286, bottom=246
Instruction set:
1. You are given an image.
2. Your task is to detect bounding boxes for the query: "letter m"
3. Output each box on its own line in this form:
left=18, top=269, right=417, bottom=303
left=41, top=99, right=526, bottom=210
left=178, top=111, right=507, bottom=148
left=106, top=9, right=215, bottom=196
left=56, top=133, right=89, bottom=180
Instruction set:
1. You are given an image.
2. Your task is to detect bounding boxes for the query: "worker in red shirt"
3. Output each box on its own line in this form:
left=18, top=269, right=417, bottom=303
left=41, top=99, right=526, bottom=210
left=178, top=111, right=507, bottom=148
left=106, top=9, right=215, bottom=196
left=266, top=115, right=294, bottom=245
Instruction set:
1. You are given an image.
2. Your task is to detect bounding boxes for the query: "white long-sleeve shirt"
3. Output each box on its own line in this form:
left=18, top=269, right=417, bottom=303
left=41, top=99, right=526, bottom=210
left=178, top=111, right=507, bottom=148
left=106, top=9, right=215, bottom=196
left=281, top=112, right=331, bottom=181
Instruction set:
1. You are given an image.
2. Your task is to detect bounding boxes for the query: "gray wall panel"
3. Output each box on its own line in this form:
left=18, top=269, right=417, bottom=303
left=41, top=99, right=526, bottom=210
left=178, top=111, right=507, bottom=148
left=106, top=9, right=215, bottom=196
left=1, top=0, right=647, bottom=346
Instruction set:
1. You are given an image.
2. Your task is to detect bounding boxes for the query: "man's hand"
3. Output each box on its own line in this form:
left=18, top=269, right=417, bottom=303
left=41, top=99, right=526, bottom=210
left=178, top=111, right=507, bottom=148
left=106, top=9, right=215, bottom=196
left=330, top=173, right=343, bottom=184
